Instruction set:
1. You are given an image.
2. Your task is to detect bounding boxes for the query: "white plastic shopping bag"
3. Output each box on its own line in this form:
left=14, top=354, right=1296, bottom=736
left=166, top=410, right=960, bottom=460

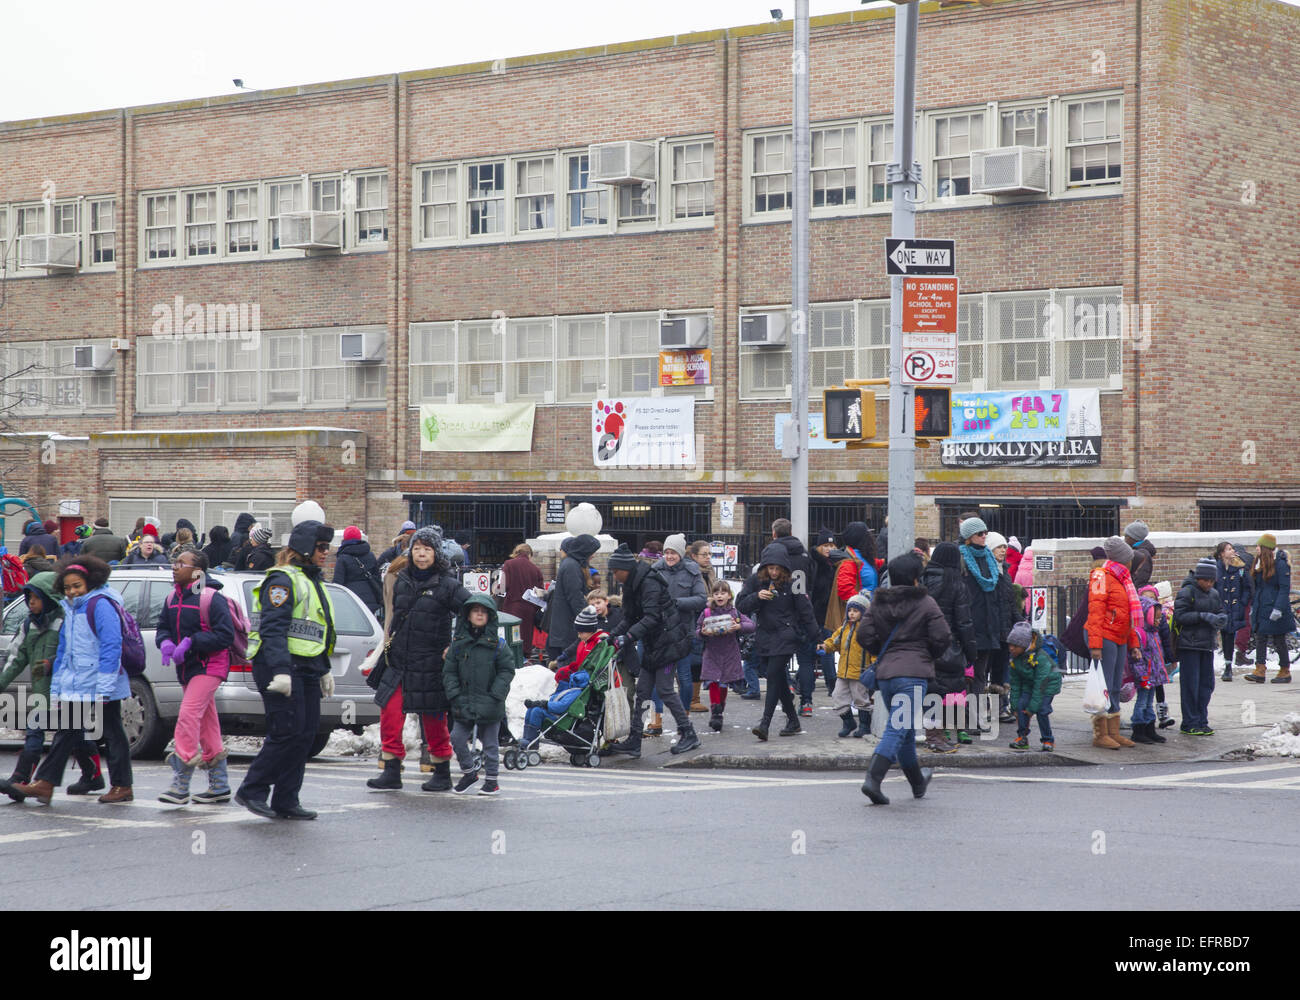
left=1082, top=661, right=1110, bottom=715
left=603, top=668, right=631, bottom=742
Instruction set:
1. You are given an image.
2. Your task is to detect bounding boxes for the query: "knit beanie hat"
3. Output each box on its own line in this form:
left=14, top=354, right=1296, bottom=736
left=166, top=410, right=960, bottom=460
left=959, top=517, right=988, bottom=541
left=1155, top=580, right=1172, bottom=601
left=607, top=544, right=638, bottom=573
left=842, top=521, right=869, bottom=552
left=142, top=523, right=159, bottom=539
left=74, top=523, right=93, bottom=538
left=846, top=594, right=870, bottom=614
left=342, top=526, right=362, bottom=542
left=251, top=523, right=273, bottom=544
left=400, top=520, right=417, bottom=533
left=1090, top=546, right=1107, bottom=561
left=986, top=532, right=1008, bottom=551
left=1194, top=558, right=1218, bottom=580
left=574, top=605, right=601, bottom=631
left=1102, top=536, right=1132, bottom=565
left=1257, top=533, right=1277, bottom=550
left=814, top=528, right=835, bottom=547
left=929, top=541, right=961, bottom=569
left=1006, top=620, right=1033, bottom=649
left=411, top=526, right=443, bottom=551
left=42, top=519, right=57, bottom=534
left=292, top=500, right=326, bottom=527
left=1007, top=536, right=1022, bottom=552
left=1123, top=521, right=1150, bottom=543
left=663, top=533, right=687, bottom=557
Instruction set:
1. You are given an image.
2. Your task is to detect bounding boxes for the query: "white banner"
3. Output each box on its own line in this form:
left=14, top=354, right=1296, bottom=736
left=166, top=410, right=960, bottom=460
left=593, top=397, right=696, bottom=468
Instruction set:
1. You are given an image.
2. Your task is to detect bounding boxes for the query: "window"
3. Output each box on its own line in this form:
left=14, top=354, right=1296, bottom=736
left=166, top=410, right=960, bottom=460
left=221, top=338, right=260, bottom=406
left=858, top=301, right=890, bottom=381
left=1000, top=106, right=1047, bottom=147
left=467, top=162, right=506, bottom=237
left=671, top=141, right=714, bottom=220
left=0, top=340, right=116, bottom=414
left=566, top=154, right=609, bottom=230
left=181, top=340, right=218, bottom=405
left=1058, top=288, right=1122, bottom=386
left=52, top=202, right=79, bottom=238
left=514, top=158, right=555, bottom=233
left=312, top=178, right=340, bottom=212
left=557, top=316, right=606, bottom=402
left=89, top=199, right=115, bottom=265
left=1066, top=96, right=1122, bottom=187
left=810, top=305, right=855, bottom=388
left=308, top=329, right=347, bottom=405
left=145, top=194, right=177, bottom=260
left=987, top=292, right=1051, bottom=388
left=410, top=323, right=456, bottom=403
left=609, top=314, right=658, bottom=394
left=751, top=133, right=792, bottom=214
left=265, top=331, right=302, bottom=404
left=353, top=173, right=388, bottom=244
left=109, top=498, right=296, bottom=549
left=506, top=318, right=554, bottom=400
left=932, top=111, right=985, bottom=199
left=185, top=190, right=219, bottom=257
left=617, top=181, right=656, bottom=225
left=418, top=166, right=457, bottom=241
left=957, top=296, right=984, bottom=386
left=812, top=127, right=856, bottom=209
left=225, top=186, right=259, bottom=254
left=266, top=181, right=303, bottom=251
left=458, top=321, right=503, bottom=402
left=0, top=208, right=7, bottom=269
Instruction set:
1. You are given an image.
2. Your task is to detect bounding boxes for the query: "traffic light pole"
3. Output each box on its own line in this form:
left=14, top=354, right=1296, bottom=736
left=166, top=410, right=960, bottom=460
left=790, top=0, right=811, bottom=545
left=886, top=1, right=920, bottom=562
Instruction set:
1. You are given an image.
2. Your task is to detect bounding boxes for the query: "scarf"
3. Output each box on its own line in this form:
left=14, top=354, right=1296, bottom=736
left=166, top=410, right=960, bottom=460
left=960, top=544, right=999, bottom=593
left=1104, top=560, right=1143, bottom=639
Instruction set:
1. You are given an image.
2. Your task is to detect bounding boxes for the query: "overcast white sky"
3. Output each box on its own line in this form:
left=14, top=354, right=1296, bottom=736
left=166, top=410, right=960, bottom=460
left=4, top=0, right=1298, bottom=123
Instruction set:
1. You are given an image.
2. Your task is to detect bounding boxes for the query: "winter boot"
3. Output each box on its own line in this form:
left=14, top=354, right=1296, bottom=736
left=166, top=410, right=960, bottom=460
left=98, top=786, right=133, bottom=804
left=1156, top=702, right=1175, bottom=729
left=1130, top=721, right=1155, bottom=745
left=1146, top=721, right=1167, bottom=744
left=901, top=760, right=933, bottom=799
left=608, top=708, right=645, bottom=758
left=192, top=752, right=232, bottom=803
left=779, top=714, right=802, bottom=737
left=7, top=750, right=40, bottom=786
left=1271, top=667, right=1292, bottom=683
left=752, top=716, right=772, bottom=741
left=690, top=683, right=707, bottom=712
left=421, top=760, right=452, bottom=791
left=925, top=729, right=957, bottom=754
left=1244, top=665, right=1266, bottom=683
left=644, top=712, right=663, bottom=737
left=8, top=779, right=54, bottom=805
left=1107, top=713, right=1135, bottom=748
left=1091, top=714, right=1120, bottom=749
left=860, top=753, right=892, bottom=805
left=1221, top=665, right=1233, bottom=682
left=66, top=749, right=105, bottom=796
left=709, top=705, right=724, bottom=732
left=1234, top=649, right=1250, bottom=667
left=671, top=722, right=701, bottom=755
left=159, top=752, right=195, bottom=805
left=854, top=708, right=872, bottom=738
left=367, top=754, right=403, bottom=790
left=837, top=710, right=856, bottom=738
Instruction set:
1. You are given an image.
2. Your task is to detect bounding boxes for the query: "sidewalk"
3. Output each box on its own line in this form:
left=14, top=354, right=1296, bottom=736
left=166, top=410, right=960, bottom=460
left=660, top=658, right=1296, bottom=771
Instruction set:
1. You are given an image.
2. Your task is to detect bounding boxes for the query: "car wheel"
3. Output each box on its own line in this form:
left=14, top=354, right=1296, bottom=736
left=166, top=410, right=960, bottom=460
left=308, top=733, right=331, bottom=759
left=125, top=677, right=167, bottom=759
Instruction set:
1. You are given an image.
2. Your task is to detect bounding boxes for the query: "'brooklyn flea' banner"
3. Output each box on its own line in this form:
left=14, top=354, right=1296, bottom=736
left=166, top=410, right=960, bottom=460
left=419, top=402, right=536, bottom=452
left=940, top=436, right=1103, bottom=468
left=942, top=387, right=1102, bottom=467
left=593, top=397, right=696, bottom=468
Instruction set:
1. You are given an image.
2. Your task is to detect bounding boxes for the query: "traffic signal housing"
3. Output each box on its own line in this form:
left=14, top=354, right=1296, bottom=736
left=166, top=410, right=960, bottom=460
left=822, top=387, right=876, bottom=442
left=914, top=387, right=952, bottom=439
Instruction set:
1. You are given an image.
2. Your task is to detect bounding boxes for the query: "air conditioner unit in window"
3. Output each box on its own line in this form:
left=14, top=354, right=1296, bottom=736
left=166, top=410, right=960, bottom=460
left=280, top=210, right=343, bottom=250
left=340, top=328, right=386, bottom=363
left=19, top=234, right=79, bottom=271
left=740, top=312, right=790, bottom=348
left=971, top=146, right=1049, bottom=195
left=73, top=345, right=114, bottom=371
left=659, top=315, right=710, bottom=350
left=588, top=141, right=657, bottom=185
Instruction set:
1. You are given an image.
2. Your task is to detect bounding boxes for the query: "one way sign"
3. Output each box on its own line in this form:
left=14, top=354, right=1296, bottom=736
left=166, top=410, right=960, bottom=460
left=885, top=238, right=956, bottom=276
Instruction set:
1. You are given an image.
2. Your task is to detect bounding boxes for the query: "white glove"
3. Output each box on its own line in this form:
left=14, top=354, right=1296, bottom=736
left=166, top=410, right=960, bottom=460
left=267, top=673, right=292, bottom=696
left=321, top=674, right=336, bottom=698
left=1270, top=608, right=1283, bottom=623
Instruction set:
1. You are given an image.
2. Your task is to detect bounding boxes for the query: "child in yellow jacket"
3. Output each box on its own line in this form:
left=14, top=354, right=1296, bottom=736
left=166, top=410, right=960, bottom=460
left=822, top=594, right=874, bottom=737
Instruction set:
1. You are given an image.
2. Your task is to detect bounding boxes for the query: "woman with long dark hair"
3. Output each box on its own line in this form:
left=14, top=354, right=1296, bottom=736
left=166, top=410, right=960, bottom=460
left=1246, top=534, right=1293, bottom=684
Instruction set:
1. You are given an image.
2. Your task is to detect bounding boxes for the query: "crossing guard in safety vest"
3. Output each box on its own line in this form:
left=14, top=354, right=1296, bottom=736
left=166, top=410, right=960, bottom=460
left=235, top=519, right=338, bottom=821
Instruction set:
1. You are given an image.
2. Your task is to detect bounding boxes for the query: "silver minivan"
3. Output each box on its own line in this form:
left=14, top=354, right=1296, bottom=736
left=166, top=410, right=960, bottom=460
left=0, top=566, right=383, bottom=758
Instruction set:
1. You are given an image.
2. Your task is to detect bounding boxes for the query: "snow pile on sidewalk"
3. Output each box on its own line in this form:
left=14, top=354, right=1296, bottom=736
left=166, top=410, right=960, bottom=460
left=1243, top=712, right=1300, bottom=758
left=506, top=662, right=558, bottom=738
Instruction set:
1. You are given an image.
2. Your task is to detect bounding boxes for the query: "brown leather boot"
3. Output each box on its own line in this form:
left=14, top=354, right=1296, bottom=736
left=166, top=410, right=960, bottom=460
left=690, top=683, right=707, bottom=712
left=1092, top=714, right=1120, bottom=749
left=1271, top=667, right=1292, bottom=684
left=9, top=779, right=55, bottom=804
left=98, top=786, right=134, bottom=804
left=1108, top=713, right=1135, bottom=748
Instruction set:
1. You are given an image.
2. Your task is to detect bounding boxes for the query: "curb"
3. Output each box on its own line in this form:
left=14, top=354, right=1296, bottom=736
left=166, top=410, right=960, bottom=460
left=664, top=749, right=1094, bottom=770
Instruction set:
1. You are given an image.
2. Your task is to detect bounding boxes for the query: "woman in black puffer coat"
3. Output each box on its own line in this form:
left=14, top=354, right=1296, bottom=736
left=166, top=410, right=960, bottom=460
left=920, top=542, right=977, bottom=752
left=368, top=527, right=470, bottom=793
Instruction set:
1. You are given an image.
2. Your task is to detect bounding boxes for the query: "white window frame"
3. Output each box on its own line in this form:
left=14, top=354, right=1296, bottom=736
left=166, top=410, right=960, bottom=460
left=224, top=185, right=261, bottom=256
left=505, top=316, right=557, bottom=403
left=562, top=152, right=611, bottom=235
left=555, top=313, right=608, bottom=403
left=745, top=129, right=793, bottom=222
left=416, top=164, right=459, bottom=245
left=0, top=339, right=117, bottom=414
left=513, top=157, right=557, bottom=236
left=11, top=202, right=50, bottom=275
left=666, top=137, right=715, bottom=225
left=1061, top=93, right=1124, bottom=193
left=811, top=125, right=857, bottom=212
left=265, top=178, right=306, bottom=255
left=927, top=106, right=990, bottom=205
left=86, top=197, right=115, bottom=269
left=349, top=171, right=389, bottom=249
left=465, top=159, right=508, bottom=241
left=409, top=322, right=458, bottom=404
left=184, top=188, right=220, bottom=259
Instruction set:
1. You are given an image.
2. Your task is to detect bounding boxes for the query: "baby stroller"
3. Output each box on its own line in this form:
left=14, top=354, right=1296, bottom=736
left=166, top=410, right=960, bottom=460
left=507, top=638, right=618, bottom=769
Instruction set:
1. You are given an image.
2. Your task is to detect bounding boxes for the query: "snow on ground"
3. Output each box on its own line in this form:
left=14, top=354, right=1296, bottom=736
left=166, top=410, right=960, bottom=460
left=1242, top=712, right=1300, bottom=758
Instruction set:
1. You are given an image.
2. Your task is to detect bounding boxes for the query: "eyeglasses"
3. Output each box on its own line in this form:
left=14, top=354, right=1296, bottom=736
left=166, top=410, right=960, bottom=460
left=314, top=542, right=331, bottom=552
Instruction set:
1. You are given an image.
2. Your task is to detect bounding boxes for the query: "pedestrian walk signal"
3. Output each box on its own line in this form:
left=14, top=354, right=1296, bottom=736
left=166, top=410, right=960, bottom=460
left=823, top=388, right=875, bottom=441
left=914, top=387, right=951, bottom=439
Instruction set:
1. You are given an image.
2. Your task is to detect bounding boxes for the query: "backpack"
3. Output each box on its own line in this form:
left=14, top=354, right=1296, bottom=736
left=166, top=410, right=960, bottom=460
left=1040, top=634, right=1065, bottom=669
left=199, top=587, right=252, bottom=666
left=85, top=595, right=147, bottom=677
left=1, top=554, right=28, bottom=596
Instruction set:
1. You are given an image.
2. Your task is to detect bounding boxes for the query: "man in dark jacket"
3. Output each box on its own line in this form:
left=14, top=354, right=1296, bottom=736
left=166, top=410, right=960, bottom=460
left=771, top=518, right=821, bottom=715
left=1125, top=521, right=1156, bottom=590
left=921, top=542, right=977, bottom=751
left=604, top=544, right=699, bottom=758
left=201, top=525, right=233, bottom=568
left=855, top=553, right=950, bottom=805
left=809, top=528, right=843, bottom=696
left=79, top=518, right=127, bottom=563
left=1173, top=559, right=1227, bottom=736
left=18, top=519, right=60, bottom=559
left=333, top=525, right=383, bottom=617
left=544, top=534, right=601, bottom=664
left=376, top=520, right=418, bottom=566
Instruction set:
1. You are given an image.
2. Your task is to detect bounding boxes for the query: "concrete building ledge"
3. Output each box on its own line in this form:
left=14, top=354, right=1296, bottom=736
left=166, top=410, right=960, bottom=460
left=89, top=427, right=366, bottom=449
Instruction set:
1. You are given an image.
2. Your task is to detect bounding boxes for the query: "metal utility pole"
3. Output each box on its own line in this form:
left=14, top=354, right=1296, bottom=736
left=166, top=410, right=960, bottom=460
left=790, top=0, right=810, bottom=544
left=886, top=1, right=919, bottom=562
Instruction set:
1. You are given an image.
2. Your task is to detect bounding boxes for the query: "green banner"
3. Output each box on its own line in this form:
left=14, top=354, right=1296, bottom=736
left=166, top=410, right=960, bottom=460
left=419, top=402, right=536, bottom=452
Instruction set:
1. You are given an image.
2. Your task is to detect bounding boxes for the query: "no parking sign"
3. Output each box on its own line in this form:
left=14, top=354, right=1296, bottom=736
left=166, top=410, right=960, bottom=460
left=464, top=571, right=492, bottom=594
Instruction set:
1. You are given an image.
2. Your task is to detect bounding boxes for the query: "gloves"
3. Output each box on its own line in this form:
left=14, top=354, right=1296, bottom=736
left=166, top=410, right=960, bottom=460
left=321, top=674, right=335, bottom=698
left=267, top=673, right=292, bottom=696
left=159, top=639, right=176, bottom=666
left=611, top=635, right=626, bottom=651
left=173, top=637, right=192, bottom=662
left=1206, top=613, right=1228, bottom=630
left=1270, top=608, right=1283, bottom=623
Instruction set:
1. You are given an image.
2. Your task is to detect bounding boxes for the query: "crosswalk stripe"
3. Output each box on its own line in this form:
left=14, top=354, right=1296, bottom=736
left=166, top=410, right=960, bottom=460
left=1119, top=762, right=1300, bottom=784
left=0, top=828, right=86, bottom=844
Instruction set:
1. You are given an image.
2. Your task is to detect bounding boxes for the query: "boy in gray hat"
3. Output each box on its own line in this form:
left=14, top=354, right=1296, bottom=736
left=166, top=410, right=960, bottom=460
left=1006, top=622, right=1062, bottom=751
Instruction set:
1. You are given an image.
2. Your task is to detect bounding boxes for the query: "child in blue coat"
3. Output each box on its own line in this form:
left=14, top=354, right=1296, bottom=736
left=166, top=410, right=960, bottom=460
left=1006, top=621, right=1062, bottom=752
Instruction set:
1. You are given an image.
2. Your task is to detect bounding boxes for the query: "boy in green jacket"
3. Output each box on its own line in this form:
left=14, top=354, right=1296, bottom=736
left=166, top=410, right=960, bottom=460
left=1006, top=621, right=1062, bottom=752
left=0, top=573, right=67, bottom=785
left=443, top=594, right=516, bottom=796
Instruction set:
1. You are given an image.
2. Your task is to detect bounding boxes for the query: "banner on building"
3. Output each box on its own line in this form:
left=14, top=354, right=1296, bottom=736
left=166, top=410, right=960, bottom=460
left=942, top=388, right=1102, bottom=467
left=941, top=436, right=1102, bottom=468
left=593, top=397, right=696, bottom=468
left=772, top=413, right=846, bottom=451
left=659, top=349, right=711, bottom=386
left=419, top=402, right=536, bottom=452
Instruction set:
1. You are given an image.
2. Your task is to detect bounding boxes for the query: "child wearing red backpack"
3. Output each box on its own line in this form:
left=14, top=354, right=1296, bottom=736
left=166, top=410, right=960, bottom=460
left=155, top=551, right=239, bottom=804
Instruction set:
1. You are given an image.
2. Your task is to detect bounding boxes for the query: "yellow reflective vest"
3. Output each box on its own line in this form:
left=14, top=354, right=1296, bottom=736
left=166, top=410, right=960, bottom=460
left=246, top=563, right=336, bottom=661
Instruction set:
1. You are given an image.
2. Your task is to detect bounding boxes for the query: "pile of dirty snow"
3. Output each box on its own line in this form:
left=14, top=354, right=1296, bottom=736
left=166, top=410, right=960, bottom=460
left=1242, top=712, right=1300, bottom=758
